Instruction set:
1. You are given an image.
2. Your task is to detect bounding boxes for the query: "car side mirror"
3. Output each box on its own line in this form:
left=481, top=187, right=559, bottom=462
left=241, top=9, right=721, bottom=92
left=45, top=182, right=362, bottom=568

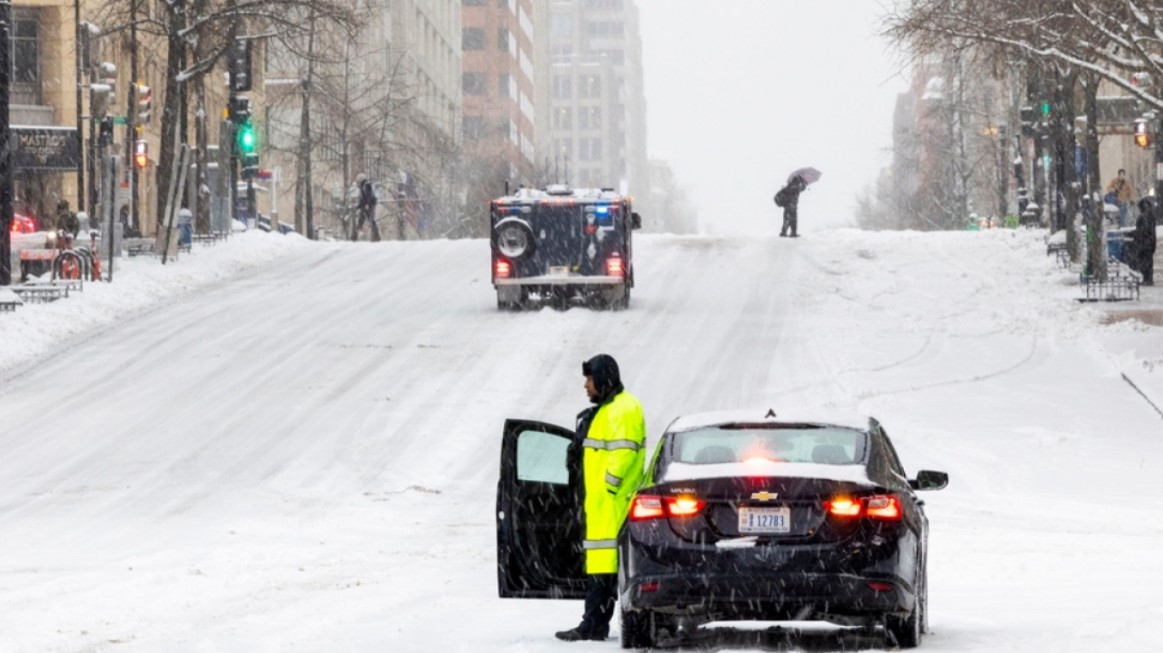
left=631, top=212, right=642, bottom=230
left=909, top=470, right=948, bottom=491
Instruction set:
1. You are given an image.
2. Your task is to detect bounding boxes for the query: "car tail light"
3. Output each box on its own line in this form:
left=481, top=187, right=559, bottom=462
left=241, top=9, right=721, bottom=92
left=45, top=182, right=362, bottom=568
left=825, top=494, right=901, bottom=521
left=606, top=255, right=624, bottom=277
left=864, top=495, right=902, bottom=521
left=494, top=259, right=511, bottom=279
left=826, top=497, right=863, bottom=518
left=629, top=494, right=705, bottom=521
left=867, top=582, right=895, bottom=592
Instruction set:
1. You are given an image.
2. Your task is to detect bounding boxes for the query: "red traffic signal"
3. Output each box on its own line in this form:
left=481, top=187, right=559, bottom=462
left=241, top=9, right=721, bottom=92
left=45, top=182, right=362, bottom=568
left=133, top=139, right=149, bottom=169
left=1135, top=121, right=1152, bottom=149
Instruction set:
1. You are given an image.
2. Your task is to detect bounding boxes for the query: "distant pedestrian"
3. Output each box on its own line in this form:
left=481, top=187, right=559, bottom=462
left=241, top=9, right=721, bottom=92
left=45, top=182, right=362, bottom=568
left=774, top=175, right=807, bottom=237
left=351, top=173, right=381, bottom=241
left=54, top=199, right=79, bottom=237
left=1130, top=198, right=1156, bottom=286
left=1106, top=169, right=1134, bottom=228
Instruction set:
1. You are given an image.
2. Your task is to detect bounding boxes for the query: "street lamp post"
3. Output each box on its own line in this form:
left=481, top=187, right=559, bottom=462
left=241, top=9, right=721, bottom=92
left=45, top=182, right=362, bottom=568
left=0, top=0, right=14, bottom=286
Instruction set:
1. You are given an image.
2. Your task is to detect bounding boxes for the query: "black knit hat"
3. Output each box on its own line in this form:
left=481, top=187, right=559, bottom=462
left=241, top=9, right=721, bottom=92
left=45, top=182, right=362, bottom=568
left=583, top=354, right=622, bottom=400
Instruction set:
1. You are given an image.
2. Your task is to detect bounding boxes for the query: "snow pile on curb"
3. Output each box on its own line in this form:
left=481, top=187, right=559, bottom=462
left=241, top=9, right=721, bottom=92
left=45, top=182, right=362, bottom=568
left=0, top=231, right=312, bottom=375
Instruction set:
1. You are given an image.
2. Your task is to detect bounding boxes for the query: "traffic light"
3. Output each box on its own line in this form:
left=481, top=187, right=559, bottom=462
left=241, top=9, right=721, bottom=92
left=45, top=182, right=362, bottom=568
left=98, top=117, right=114, bottom=146
left=242, top=153, right=259, bottom=179
left=90, top=82, right=112, bottom=121
left=1039, top=100, right=1051, bottom=118
left=136, top=83, right=152, bottom=124
left=228, top=37, right=252, bottom=92
left=237, top=121, right=257, bottom=154
left=1132, top=72, right=1154, bottom=90
left=133, top=140, right=149, bottom=170
left=1135, top=120, right=1152, bottom=149
left=228, top=96, right=250, bottom=125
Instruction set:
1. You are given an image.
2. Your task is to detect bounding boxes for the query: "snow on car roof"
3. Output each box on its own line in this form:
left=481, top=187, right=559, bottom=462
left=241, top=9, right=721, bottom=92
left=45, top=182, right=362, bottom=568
left=663, top=460, right=873, bottom=485
left=665, top=408, right=873, bottom=434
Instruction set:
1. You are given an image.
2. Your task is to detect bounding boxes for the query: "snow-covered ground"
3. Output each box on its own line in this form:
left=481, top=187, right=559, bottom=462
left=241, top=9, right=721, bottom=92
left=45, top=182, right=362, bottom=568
left=1, top=227, right=1161, bottom=652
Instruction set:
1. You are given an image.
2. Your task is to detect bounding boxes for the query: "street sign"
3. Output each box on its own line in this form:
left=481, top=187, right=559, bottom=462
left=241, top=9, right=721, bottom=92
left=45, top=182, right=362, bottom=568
left=257, top=169, right=273, bottom=180
left=113, top=116, right=127, bottom=125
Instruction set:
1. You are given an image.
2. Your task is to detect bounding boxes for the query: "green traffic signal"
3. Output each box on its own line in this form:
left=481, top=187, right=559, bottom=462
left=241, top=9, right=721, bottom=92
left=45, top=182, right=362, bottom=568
left=238, top=122, right=257, bottom=154
left=1039, top=101, right=1051, bottom=116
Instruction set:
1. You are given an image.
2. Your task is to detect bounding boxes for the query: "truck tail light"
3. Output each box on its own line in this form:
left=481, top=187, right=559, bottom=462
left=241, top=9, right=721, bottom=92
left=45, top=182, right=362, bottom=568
left=494, top=259, right=511, bottom=279
left=606, top=255, right=624, bottom=277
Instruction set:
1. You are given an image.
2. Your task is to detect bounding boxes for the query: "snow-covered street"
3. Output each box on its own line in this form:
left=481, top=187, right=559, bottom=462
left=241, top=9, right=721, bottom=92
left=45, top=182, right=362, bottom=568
left=1, top=228, right=1162, bottom=652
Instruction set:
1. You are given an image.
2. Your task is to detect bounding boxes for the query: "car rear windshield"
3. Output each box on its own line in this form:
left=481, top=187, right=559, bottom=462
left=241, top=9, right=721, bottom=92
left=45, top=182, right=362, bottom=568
left=668, top=425, right=867, bottom=466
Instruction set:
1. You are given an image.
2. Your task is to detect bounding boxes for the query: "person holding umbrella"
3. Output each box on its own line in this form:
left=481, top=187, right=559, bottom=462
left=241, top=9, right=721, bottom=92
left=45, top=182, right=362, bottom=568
left=774, top=167, right=820, bottom=238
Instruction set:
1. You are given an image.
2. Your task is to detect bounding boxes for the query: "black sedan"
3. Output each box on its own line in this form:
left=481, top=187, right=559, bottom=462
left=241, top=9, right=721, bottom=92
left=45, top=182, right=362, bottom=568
left=494, top=409, right=947, bottom=649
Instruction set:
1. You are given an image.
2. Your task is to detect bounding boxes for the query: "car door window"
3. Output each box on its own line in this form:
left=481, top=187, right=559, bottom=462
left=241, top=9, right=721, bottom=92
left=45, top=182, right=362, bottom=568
left=517, top=429, right=570, bottom=485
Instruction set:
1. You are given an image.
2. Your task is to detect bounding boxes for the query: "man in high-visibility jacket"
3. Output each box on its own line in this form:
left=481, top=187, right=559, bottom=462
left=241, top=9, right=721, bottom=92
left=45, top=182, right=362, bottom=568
left=556, top=354, right=646, bottom=642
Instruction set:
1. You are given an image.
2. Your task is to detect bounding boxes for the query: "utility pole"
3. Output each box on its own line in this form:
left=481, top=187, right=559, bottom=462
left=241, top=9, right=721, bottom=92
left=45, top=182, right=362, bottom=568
left=74, top=1, right=84, bottom=212
left=0, top=0, right=13, bottom=286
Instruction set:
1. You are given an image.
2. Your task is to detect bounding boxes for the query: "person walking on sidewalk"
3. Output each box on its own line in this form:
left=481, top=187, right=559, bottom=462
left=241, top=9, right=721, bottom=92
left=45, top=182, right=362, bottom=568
left=1131, top=198, right=1156, bottom=286
left=1106, top=169, right=1135, bottom=228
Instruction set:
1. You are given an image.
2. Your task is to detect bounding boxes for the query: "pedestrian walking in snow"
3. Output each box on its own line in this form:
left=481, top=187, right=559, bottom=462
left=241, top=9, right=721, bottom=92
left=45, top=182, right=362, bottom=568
left=1130, top=198, right=1156, bottom=286
left=351, top=173, right=382, bottom=241
left=774, top=175, right=807, bottom=237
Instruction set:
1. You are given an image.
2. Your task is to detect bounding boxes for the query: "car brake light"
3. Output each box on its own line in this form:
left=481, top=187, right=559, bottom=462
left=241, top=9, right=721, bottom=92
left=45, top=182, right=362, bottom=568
left=825, top=494, right=902, bottom=521
left=867, top=582, right=894, bottom=592
left=629, top=494, right=705, bottom=521
left=494, top=259, right=511, bottom=279
left=606, top=256, right=624, bottom=277
left=826, top=497, right=862, bottom=518
left=865, top=495, right=902, bottom=521
left=630, top=495, right=665, bottom=521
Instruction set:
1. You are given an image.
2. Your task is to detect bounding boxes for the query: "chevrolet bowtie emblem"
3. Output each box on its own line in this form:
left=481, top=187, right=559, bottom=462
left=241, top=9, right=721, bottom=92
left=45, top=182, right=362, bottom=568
left=750, top=491, right=779, bottom=501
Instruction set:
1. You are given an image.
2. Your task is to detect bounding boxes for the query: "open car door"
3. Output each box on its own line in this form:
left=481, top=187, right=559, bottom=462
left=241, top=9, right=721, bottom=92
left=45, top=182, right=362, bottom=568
left=496, top=419, right=587, bottom=599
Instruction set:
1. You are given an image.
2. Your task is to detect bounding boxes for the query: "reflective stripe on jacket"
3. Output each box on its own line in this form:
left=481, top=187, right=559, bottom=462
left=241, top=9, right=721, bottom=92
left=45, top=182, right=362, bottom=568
left=582, top=390, right=646, bottom=574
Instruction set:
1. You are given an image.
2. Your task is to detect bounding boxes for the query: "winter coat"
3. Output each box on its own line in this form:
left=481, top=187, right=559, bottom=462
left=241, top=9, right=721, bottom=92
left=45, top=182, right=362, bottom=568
left=577, top=355, right=646, bottom=575
left=1132, top=209, right=1157, bottom=271
left=1106, top=177, right=1134, bottom=204
left=358, top=180, right=378, bottom=213
left=777, top=177, right=807, bottom=211
left=55, top=207, right=79, bottom=237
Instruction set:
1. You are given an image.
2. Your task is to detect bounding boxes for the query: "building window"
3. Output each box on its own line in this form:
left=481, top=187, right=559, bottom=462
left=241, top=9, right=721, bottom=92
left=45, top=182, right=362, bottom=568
left=12, top=16, right=38, bottom=84
left=462, top=28, right=485, bottom=51
left=462, top=0, right=487, bottom=5
left=462, top=72, right=486, bottom=95
left=553, top=108, right=572, bottom=130
left=498, top=73, right=511, bottom=99
left=498, top=28, right=509, bottom=51
left=591, top=139, right=602, bottom=161
left=462, top=116, right=486, bottom=139
left=552, top=75, right=572, bottom=99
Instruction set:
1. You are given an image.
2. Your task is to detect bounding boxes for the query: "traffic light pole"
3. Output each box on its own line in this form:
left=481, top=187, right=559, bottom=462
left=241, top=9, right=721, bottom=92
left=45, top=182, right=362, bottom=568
left=0, top=0, right=13, bottom=286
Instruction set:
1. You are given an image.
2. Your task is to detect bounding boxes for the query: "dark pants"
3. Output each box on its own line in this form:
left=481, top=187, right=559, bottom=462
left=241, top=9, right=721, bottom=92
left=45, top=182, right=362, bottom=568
left=579, top=573, right=618, bottom=635
left=781, top=207, right=798, bottom=237
left=352, top=207, right=381, bottom=241
left=1141, top=255, right=1154, bottom=285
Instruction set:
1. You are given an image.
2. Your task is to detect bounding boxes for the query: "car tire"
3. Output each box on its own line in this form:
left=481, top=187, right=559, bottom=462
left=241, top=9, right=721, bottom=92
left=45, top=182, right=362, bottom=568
left=886, top=557, right=924, bottom=648
left=619, top=607, right=655, bottom=649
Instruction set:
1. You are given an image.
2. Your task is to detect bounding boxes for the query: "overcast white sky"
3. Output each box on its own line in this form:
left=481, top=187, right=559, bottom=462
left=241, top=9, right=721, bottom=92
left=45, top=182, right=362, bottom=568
left=638, top=0, right=906, bottom=235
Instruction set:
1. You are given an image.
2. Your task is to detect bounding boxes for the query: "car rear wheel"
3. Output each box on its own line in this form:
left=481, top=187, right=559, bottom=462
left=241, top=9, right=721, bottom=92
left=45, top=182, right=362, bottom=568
left=619, top=608, right=656, bottom=649
left=886, top=563, right=925, bottom=648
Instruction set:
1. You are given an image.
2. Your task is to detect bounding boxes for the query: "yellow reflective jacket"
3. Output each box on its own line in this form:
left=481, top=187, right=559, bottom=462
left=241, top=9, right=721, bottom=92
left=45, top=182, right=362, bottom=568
left=581, top=390, right=646, bottom=574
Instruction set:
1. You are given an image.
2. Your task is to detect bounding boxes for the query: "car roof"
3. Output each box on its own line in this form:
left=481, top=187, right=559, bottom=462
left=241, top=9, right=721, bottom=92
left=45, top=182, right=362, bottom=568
left=495, top=186, right=626, bottom=203
left=665, top=408, right=873, bottom=434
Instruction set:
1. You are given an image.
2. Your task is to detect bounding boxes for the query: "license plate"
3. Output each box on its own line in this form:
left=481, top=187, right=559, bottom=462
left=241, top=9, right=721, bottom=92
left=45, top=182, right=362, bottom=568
left=548, top=266, right=570, bottom=276
left=738, top=506, right=791, bottom=534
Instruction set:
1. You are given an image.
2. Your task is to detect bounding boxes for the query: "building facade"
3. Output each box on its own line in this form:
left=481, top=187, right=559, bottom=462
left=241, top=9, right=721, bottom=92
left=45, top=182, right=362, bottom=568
left=548, top=0, right=648, bottom=197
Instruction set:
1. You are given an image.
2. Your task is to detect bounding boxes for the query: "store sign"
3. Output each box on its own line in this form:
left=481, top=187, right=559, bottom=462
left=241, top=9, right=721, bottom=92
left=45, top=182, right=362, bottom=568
left=12, top=127, right=81, bottom=170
